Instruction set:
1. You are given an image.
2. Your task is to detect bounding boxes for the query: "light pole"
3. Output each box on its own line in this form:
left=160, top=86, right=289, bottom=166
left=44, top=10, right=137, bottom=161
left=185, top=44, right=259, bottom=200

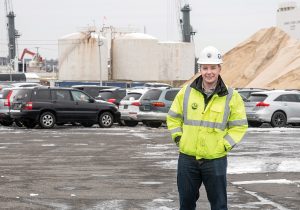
left=98, top=34, right=104, bottom=86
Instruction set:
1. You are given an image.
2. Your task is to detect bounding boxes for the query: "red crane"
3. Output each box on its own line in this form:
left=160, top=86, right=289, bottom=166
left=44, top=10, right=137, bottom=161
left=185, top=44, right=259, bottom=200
left=20, top=48, right=43, bottom=62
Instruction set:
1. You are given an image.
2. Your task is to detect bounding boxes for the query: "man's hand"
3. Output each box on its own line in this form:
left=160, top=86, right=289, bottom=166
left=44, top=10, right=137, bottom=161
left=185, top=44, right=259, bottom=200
left=174, top=136, right=181, bottom=147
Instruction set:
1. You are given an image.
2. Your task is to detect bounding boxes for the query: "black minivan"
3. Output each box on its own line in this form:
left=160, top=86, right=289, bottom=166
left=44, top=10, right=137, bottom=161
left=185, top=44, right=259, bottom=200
left=9, top=87, right=120, bottom=129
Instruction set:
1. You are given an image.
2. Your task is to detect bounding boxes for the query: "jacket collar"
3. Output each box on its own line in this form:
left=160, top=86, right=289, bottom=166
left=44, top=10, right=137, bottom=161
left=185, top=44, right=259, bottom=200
left=190, top=75, right=228, bottom=97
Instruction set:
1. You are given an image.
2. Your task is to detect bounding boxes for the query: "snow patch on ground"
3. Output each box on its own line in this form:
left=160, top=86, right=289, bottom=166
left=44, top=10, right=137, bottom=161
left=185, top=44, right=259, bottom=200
left=248, top=127, right=300, bottom=133
left=139, top=181, right=164, bottom=185
left=232, top=179, right=294, bottom=185
left=41, top=144, right=56, bottom=147
left=28, top=139, right=45, bottom=142
left=131, top=133, right=150, bottom=139
left=228, top=157, right=300, bottom=174
left=153, top=198, right=173, bottom=202
left=87, top=200, right=125, bottom=210
left=242, top=189, right=290, bottom=210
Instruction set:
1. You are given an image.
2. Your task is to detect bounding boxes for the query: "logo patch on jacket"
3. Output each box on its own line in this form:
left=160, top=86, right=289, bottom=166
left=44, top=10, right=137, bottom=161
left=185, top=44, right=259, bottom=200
left=191, top=103, right=198, bottom=110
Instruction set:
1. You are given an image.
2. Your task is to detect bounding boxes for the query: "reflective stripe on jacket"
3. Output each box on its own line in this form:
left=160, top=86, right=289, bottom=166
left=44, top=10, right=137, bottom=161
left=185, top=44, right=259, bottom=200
left=167, top=84, right=248, bottom=160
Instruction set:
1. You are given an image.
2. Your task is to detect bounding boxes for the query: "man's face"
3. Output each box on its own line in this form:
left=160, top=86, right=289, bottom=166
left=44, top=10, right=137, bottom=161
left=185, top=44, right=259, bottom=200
left=200, top=64, right=221, bottom=85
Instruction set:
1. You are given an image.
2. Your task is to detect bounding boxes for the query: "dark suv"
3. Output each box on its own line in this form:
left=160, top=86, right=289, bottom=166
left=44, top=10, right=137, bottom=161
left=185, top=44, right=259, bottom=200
left=72, top=85, right=118, bottom=98
left=96, top=88, right=127, bottom=107
left=9, top=87, right=120, bottom=129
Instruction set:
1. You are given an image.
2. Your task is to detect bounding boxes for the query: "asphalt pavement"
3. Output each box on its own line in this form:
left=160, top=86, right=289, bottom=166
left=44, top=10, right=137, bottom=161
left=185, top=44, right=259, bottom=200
left=0, top=124, right=299, bottom=209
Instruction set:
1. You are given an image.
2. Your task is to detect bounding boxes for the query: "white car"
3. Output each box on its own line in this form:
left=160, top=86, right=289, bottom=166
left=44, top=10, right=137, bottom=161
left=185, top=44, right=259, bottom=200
left=118, top=89, right=148, bottom=126
left=245, top=90, right=300, bottom=127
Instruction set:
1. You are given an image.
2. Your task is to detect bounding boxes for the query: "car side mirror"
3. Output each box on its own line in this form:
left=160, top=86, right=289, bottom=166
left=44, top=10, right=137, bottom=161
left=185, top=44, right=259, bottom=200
left=88, top=98, right=95, bottom=103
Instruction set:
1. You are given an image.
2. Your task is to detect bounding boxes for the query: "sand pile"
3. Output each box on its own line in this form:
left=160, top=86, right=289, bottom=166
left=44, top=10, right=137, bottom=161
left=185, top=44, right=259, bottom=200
left=187, top=27, right=300, bottom=89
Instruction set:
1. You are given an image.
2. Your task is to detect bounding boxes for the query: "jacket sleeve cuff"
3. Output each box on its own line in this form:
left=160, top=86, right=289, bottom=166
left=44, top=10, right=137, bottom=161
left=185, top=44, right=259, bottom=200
left=224, top=134, right=236, bottom=151
left=174, top=136, right=181, bottom=147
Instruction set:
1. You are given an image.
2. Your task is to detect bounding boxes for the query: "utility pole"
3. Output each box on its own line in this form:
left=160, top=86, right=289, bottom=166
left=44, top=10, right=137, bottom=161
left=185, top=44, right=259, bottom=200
left=98, top=33, right=104, bottom=86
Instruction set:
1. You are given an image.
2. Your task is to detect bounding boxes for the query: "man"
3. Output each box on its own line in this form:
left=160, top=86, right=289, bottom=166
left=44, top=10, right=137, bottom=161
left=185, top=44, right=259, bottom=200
left=166, top=46, right=248, bottom=210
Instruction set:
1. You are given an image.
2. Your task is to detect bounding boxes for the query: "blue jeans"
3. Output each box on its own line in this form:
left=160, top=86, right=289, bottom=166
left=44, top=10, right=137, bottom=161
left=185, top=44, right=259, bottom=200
left=177, top=153, right=228, bottom=210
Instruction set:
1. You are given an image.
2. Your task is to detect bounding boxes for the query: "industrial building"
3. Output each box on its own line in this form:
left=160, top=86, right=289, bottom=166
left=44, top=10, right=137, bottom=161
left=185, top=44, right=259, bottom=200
left=277, top=1, right=300, bottom=39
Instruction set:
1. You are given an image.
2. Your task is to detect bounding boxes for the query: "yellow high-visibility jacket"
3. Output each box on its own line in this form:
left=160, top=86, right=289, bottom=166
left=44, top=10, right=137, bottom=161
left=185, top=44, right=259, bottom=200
left=167, top=76, right=248, bottom=160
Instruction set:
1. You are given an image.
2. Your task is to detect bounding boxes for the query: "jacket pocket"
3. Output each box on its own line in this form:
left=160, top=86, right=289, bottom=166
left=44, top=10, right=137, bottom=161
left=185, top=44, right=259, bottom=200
left=206, top=104, right=223, bottom=133
left=215, top=138, right=226, bottom=155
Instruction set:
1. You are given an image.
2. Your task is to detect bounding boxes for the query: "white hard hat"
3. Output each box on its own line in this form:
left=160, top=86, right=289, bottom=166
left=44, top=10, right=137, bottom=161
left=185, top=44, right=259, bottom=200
left=197, top=46, right=223, bottom=64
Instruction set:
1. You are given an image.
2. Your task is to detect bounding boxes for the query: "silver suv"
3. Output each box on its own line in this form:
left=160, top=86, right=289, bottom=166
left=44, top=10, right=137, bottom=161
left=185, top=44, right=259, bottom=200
left=137, top=88, right=180, bottom=128
left=245, top=90, right=300, bottom=127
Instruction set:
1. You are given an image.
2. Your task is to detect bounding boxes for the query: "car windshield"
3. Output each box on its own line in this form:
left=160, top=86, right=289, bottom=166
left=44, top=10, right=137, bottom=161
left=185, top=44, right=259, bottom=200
left=98, top=91, right=114, bottom=100
left=10, top=89, right=32, bottom=102
left=141, top=89, right=162, bottom=100
left=238, top=91, right=249, bottom=99
left=248, top=94, right=268, bottom=102
left=123, top=93, right=142, bottom=100
left=165, top=90, right=179, bottom=101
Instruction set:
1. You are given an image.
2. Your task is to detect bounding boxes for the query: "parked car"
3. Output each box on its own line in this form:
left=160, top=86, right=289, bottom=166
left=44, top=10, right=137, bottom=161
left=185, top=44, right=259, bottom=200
left=0, top=88, right=14, bottom=126
left=143, top=82, right=172, bottom=88
left=96, top=88, right=127, bottom=107
left=118, top=89, right=149, bottom=126
left=137, top=88, right=181, bottom=127
left=10, top=82, right=43, bottom=88
left=237, top=88, right=267, bottom=99
left=9, top=87, right=120, bottom=129
left=72, top=85, right=118, bottom=98
left=0, top=84, right=13, bottom=91
left=245, top=90, right=300, bottom=127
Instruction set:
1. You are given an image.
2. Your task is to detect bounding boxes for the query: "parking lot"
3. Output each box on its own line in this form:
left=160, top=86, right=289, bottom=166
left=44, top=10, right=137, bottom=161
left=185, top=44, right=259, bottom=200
left=0, top=124, right=299, bottom=209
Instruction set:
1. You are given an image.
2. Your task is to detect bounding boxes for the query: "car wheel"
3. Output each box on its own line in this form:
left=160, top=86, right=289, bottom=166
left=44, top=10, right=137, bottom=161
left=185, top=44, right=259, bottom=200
left=23, top=120, right=36, bottom=129
left=0, top=120, right=13, bottom=126
left=99, top=112, right=114, bottom=128
left=14, top=120, right=23, bottom=127
left=271, top=111, right=287, bottom=127
left=248, top=121, right=262, bottom=127
left=124, top=120, right=138, bottom=127
left=81, top=122, right=94, bottom=127
left=39, top=112, right=56, bottom=129
left=146, top=121, right=162, bottom=128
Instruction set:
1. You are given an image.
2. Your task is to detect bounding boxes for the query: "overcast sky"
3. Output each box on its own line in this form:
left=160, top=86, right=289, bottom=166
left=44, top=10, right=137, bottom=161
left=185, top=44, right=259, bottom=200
left=0, top=0, right=291, bottom=59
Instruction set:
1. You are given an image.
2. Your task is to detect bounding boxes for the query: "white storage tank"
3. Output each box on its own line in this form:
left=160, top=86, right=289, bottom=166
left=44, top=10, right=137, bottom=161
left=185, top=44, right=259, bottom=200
left=112, top=33, right=159, bottom=81
left=58, top=31, right=108, bottom=81
left=158, top=42, right=195, bottom=80
left=112, top=33, right=195, bottom=81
